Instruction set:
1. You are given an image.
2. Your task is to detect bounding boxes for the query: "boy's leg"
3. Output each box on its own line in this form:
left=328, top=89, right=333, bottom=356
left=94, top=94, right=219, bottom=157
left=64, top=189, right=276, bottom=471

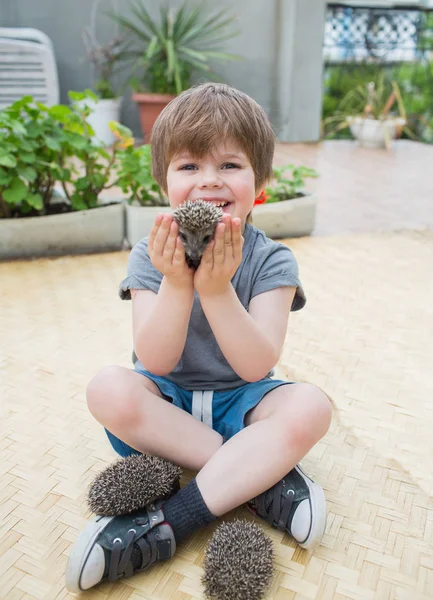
left=194, top=382, right=331, bottom=546
left=67, top=374, right=330, bottom=591
left=67, top=365, right=223, bottom=592
left=89, top=367, right=330, bottom=523
left=86, top=365, right=224, bottom=470
left=196, top=382, right=331, bottom=513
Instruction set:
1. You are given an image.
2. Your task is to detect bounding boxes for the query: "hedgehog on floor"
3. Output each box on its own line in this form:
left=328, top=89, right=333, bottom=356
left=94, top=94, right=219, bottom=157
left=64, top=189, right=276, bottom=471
left=172, top=199, right=223, bottom=269
left=87, top=456, right=275, bottom=599
left=202, top=519, right=274, bottom=600
left=87, top=454, right=182, bottom=516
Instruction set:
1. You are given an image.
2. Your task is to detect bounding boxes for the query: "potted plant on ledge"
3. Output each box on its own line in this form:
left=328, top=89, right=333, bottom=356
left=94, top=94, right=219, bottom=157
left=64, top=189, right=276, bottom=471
left=323, top=74, right=410, bottom=149
left=80, top=1, right=132, bottom=146
left=110, top=0, right=239, bottom=142
left=0, top=92, right=132, bottom=258
left=115, top=143, right=169, bottom=247
left=252, top=164, right=319, bottom=239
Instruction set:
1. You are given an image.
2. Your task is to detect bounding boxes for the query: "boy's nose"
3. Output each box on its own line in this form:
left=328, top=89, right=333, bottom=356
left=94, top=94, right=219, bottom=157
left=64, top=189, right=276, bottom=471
left=198, top=170, right=223, bottom=189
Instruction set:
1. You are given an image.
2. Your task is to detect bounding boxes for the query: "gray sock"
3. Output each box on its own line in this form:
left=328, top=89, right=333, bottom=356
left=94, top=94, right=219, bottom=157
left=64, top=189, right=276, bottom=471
left=163, top=478, right=216, bottom=543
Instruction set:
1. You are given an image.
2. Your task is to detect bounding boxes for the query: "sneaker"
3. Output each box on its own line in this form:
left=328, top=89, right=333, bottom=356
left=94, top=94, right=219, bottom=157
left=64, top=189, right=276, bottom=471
left=65, top=501, right=175, bottom=592
left=247, top=465, right=326, bottom=549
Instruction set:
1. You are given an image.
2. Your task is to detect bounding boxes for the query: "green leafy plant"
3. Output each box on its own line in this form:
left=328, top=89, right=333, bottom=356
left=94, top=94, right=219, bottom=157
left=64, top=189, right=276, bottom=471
left=395, top=61, right=433, bottom=143
left=254, top=165, right=318, bottom=206
left=110, top=1, right=240, bottom=94
left=322, top=64, right=433, bottom=143
left=115, top=143, right=168, bottom=206
left=0, top=91, right=134, bottom=218
left=322, top=72, right=412, bottom=140
left=322, top=64, right=382, bottom=138
left=63, top=90, right=129, bottom=210
left=0, top=96, right=76, bottom=218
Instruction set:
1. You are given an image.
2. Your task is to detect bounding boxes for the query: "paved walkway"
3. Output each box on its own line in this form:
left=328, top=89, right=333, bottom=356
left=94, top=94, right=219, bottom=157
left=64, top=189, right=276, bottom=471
left=2, top=140, right=433, bottom=599
left=273, top=140, right=433, bottom=236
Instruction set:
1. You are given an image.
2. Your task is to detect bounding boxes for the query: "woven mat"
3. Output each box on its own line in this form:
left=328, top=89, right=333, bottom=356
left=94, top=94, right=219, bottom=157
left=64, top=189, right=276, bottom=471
left=1, top=229, right=433, bottom=599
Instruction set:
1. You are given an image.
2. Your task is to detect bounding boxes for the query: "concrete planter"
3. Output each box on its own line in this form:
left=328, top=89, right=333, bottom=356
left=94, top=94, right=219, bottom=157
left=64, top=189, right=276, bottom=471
left=125, top=203, right=171, bottom=247
left=252, top=194, right=316, bottom=238
left=0, top=202, right=125, bottom=259
left=125, top=196, right=316, bottom=246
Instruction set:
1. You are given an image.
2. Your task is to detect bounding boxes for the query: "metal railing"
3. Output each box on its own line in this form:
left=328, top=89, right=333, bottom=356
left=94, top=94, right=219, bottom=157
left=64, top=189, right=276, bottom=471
left=322, top=3, right=433, bottom=143
left=324, top=3, right=433, bottom=63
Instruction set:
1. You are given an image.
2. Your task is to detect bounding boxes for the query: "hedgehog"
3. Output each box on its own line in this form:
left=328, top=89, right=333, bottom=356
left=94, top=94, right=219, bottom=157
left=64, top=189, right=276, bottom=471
left=87, top=456, right=275, bottom=599
left=202, top=519, right=274, bottom=600
left=172, top=199, right=223, bottom=269
left=87, top=454, right=182, bottom=516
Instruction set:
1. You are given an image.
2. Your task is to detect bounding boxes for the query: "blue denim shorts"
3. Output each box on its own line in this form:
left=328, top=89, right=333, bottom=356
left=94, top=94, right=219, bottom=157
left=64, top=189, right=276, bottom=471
left=105, top=367, right=294, bottom=458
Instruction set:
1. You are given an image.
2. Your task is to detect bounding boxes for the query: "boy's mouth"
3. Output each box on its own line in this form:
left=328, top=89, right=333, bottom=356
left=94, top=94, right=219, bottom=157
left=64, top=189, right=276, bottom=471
left=195, top=198, right=233, bottom=212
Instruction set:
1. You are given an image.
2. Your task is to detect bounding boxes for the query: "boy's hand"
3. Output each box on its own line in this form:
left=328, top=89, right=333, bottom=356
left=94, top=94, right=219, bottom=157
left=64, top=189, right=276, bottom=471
left=148, top=213, right=194, bottom=289
left=194, top=214, right=243, bottom=297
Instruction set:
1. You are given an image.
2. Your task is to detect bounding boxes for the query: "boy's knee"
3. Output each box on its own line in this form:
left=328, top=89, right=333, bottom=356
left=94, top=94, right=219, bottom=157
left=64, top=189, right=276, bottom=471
left=295, top=383, right=332, bottom=439
left=86, top=365, right=135, bottom=424
left=277, top=383, right=332, bottom=447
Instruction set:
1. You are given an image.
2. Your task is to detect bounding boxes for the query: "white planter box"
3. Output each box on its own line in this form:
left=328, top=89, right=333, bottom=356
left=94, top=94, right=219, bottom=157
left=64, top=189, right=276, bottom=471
left=125, top=196, right=316, bottom=246
left=0, top=202, right=125, bottom=259
left=347, top=116, right=406, bottom=148
left=125, top=203, right=171, bottom=247
left=252, top=195, right=316, bottom=238
left=76, top=97, right=122, bottom=146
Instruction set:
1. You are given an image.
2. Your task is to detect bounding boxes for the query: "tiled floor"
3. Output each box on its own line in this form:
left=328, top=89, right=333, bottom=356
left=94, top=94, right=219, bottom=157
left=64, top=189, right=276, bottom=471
left=273, top=140, right=433, bottom=236
left=2, top=140, right=433, bottom=599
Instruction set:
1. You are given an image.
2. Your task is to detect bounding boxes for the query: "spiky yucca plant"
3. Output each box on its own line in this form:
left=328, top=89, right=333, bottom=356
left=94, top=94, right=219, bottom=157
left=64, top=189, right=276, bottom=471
left=110, top=1, right=239, bottom=95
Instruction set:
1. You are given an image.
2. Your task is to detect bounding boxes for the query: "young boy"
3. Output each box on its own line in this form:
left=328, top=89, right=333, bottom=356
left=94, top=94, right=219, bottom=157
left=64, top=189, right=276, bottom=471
left=66, top=83, right=332, bottom=592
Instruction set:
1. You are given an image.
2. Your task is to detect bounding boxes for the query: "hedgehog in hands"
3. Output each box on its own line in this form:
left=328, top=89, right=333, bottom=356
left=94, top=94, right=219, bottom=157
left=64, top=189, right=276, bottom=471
left=172, top=199, right=223, bottom=269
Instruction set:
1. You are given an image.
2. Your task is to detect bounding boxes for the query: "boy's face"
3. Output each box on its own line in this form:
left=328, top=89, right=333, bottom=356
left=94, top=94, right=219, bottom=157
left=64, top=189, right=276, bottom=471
left=166, top=140, right=256, bottom=226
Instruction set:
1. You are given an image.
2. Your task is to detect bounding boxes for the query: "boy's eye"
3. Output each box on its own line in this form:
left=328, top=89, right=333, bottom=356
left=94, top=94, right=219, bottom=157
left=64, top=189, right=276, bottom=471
left=222, top=162, right=240, bottom=169
left=179, top=164, right=197, bottom=171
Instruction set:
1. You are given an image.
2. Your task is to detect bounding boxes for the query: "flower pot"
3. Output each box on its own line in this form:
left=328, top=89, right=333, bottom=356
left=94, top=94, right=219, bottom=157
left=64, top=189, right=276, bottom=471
left=0, top=202, right=125, bottom=259
left=77, top=97, right=122, bottom=146
left=125, top=203, right=171, bottom=247
left=252, top=195, right=317, bottom=239
left=132, top=93, right=176, bottom=143
left=347, top=116, right=406, bottom=148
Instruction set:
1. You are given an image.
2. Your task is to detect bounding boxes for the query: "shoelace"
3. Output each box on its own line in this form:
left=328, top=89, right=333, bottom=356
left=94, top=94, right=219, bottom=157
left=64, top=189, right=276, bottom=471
left=108, top=517, right=158, bottom=583
left=254, top=480, right=296, bottom=532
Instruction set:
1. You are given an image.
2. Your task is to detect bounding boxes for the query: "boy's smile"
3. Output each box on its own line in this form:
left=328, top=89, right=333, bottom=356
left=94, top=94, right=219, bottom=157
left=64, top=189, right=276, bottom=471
left=166, top=141, right=257, bottom=225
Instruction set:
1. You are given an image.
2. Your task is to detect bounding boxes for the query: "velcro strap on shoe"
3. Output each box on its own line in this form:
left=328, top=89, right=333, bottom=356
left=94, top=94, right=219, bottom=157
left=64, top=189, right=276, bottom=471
left=142, top=507, right=165, bottom=533
left=157, top=537, right=173, bottom=560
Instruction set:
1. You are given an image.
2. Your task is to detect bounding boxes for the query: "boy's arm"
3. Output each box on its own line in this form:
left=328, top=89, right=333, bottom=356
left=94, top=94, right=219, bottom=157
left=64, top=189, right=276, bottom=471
left=132, top=279, right=194, bottom=376
left=131, top=213, right=195, bottom=376
left=199, top=285, right=296, bottom=382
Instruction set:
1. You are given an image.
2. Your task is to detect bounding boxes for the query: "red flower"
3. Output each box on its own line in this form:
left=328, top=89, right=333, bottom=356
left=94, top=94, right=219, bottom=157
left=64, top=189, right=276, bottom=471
left=254, top=190, right=270, bottom=205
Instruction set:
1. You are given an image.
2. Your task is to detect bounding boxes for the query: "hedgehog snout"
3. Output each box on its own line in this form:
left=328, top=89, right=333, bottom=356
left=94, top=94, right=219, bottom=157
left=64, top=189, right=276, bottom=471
left=186, top=254, right=201, bottom=269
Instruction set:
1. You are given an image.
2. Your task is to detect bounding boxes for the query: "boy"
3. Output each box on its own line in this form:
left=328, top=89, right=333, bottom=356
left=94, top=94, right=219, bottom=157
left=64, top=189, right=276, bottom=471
left=66, top=83, right=332, bottom=592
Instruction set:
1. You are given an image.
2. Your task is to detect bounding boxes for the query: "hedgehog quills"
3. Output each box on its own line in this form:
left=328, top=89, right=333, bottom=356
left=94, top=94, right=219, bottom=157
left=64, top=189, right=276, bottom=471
left=87, top=454, right=182, bottom=516
left=202, top=519, right=274, bottom=600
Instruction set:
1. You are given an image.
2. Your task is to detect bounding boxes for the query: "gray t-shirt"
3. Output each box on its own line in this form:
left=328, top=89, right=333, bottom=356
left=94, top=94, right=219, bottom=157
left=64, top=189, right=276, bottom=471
left=119, top=224, right=306, bottom=390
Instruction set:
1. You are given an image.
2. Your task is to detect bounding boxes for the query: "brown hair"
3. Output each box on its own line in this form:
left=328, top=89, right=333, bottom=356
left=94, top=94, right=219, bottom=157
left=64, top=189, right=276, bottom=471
left=151, top=82, right=275, bottom=195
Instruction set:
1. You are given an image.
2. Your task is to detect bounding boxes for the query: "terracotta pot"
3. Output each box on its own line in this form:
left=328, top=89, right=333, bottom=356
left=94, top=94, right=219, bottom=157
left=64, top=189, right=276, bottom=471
left=132, top=93, right=176, bottom=142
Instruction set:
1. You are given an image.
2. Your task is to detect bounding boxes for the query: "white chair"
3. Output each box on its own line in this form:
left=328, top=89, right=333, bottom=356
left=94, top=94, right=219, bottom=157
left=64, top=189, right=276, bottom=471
left=0, top=27, right=60, bottom=109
